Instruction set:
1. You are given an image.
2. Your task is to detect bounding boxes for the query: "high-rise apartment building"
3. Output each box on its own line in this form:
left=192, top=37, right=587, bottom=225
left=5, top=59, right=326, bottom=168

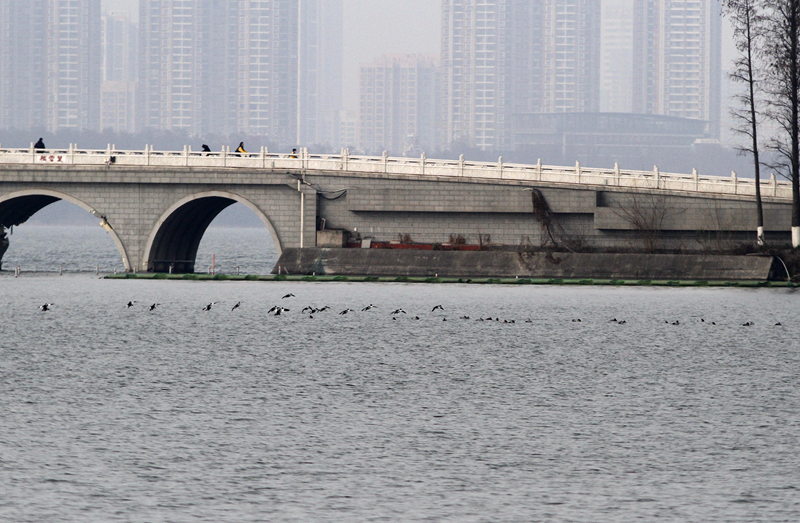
left=139, top=1, right=237, bottom=135
left=138, top=0, right=337, bottom=145
left=298, top=0, right=343, bottom=147
left=101, top=11, right=138, bottom=133
left=539, top=0, right=601, bottom=114
left=338, top=109, right=357, bottom=149
left=138, top=1, right=199, bottom=133
left=45, top=0, right=102, bottom=131
left=600, top=0, right=634, bottom=113
left=236, top=0, right=299, bottom=143
left=0, top=0, right=43, bottom=130
left=102, top=11, right=138, bottom=83
left=633, top=0, right=721, bottom=137
left=358, top=54, right=439, bottom=155
left=100, top=81, right=136, bottom=133
left=441, top=0, right=512, bottom=150
left=441, top=0, right=600, bottom=151
left=0, top=0, right=101, bottom=132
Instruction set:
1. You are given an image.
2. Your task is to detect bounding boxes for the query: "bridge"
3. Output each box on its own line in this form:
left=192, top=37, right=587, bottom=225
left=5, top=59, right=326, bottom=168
left=0, top=144, right=793, bottom=273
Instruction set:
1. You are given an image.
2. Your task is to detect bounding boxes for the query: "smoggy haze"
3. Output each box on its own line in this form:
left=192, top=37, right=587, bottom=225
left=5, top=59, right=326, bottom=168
left=102, top=0, right=441, bottom=109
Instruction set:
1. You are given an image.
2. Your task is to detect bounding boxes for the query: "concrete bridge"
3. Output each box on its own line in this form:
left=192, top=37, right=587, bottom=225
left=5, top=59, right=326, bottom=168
left=0, top=144, right=793, bottom=272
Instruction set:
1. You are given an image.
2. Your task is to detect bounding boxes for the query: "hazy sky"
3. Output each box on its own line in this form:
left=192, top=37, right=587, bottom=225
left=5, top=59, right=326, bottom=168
left=103, top=0, right=441, bottom=109
left=341, top=1, right=440, bottom=107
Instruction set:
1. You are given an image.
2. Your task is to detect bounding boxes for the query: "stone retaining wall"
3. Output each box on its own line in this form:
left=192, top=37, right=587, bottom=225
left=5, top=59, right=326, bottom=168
left=274, top=248, right=780, bottom=281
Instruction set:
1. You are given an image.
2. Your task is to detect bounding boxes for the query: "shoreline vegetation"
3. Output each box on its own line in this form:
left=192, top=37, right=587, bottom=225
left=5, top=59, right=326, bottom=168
left=101, top=273, right=797, bottom=288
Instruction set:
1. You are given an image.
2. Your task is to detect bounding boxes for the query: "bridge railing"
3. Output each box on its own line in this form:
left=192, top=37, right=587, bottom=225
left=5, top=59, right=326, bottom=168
left=0, top=144, right=792, bottom=200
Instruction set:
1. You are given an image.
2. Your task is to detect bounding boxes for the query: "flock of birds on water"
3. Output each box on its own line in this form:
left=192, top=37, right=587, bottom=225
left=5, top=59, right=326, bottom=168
left=36, top=295, right=784, bottom=326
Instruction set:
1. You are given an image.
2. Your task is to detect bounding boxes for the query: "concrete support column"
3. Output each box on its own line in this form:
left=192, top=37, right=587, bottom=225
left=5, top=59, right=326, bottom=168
left=298, top=180, right=305, bottom=248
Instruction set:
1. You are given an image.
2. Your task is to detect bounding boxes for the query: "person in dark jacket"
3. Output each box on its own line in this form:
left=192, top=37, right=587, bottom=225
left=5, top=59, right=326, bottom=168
left=201, top=144, right=211, bottom=152
left=34, top=138, right=45, bottom=149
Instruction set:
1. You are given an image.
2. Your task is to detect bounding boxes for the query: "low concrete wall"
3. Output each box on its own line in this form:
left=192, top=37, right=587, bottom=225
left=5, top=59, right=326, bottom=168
left=0, top=235, right=7, bottom=270
left=316, top=229, right=347, bottom=247
left=274, top=248, right=779, bottom=281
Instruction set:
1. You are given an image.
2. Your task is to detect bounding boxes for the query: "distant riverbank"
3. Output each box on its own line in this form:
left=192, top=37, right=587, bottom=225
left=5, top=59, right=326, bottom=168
left=105, top=272, right=797, bottom=288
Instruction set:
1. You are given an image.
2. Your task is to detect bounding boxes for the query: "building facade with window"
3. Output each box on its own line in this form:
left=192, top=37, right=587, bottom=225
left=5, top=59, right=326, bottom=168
left=137, top=0, right=339, bottom=145
left=0, top=0, right=101, bottom=132
left=441, top=0, right=600, bottom=151
left=358, top=54, right=439, bottom=155
left=633, top=0, right=721, bottom=138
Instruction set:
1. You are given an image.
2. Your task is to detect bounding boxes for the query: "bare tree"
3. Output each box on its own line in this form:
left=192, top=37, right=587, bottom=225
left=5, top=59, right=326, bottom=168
left=696, top=199, right=737, bottom=252
left=529, top=189, right=580, bottom=251
left=726, top=0, right=766, bottom=245
left=612, top=192, right=681, bottom=253
left=762, top=0, right=800, bottom=247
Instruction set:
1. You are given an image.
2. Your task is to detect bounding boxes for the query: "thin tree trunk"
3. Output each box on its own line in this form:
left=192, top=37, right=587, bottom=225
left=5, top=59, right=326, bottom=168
left=793, top=1, right=800, bottom=248
left=745, top=6, right=765, bottom=245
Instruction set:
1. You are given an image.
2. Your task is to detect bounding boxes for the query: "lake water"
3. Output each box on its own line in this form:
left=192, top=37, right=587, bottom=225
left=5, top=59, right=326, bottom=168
left=1, top=227, right=799, bottom=522
left=2, top=225, right=278, bottom=275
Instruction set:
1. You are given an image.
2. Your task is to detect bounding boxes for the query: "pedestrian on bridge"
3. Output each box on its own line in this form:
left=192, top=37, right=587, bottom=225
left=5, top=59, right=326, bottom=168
left=34, top=138, right=45, bottom=150
left=236, top=142, right=247, bottom=154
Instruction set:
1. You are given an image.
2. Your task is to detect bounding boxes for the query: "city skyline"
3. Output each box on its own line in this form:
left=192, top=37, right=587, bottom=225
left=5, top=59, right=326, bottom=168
left=100, top=0, right=736, bottom=110
left=1, top=0, right=741, bottom=157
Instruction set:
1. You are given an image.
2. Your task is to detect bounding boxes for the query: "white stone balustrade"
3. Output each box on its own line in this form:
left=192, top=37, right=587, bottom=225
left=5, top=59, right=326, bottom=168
left=0, top=144, right=792, bottom=200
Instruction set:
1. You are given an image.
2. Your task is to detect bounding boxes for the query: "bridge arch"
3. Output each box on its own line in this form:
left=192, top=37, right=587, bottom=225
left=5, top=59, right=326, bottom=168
left=143, top=191, right=282, bottom=273
left=0, top=189, right=132, bottom=271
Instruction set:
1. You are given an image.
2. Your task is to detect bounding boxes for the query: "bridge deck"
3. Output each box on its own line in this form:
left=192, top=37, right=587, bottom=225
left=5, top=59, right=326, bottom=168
left=0, top=145, right=791, bottom=201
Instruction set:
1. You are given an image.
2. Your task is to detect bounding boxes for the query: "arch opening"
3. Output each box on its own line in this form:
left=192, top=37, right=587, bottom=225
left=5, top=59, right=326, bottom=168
left=145, top=193, right=281, bottom=274
left=0, top=192, right=130, bottom=272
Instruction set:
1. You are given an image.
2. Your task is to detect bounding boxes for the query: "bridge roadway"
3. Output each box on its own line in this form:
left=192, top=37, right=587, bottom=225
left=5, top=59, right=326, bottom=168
left=0, top=145, right=794, bottom=273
